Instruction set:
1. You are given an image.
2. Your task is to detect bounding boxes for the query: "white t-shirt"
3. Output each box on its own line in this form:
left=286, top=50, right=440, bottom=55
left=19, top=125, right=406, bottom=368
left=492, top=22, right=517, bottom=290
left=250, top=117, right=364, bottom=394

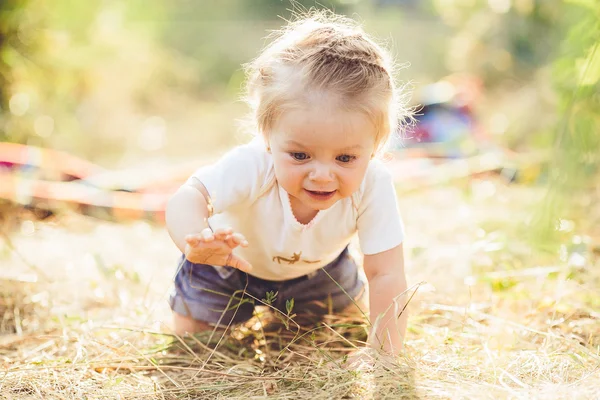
left=188, top=138, right=404, bottom=281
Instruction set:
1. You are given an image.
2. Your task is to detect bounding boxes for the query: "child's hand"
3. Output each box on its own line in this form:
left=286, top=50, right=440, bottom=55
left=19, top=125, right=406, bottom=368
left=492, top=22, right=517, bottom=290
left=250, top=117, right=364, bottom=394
left=184, top=227, right=252, bottom=272
left=340, top=348, right=397, bottom=371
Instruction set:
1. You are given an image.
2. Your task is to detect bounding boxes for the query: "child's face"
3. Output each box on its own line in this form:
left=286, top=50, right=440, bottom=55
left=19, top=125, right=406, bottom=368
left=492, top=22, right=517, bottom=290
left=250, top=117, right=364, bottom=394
left=269, top=103, right=377, bottom=213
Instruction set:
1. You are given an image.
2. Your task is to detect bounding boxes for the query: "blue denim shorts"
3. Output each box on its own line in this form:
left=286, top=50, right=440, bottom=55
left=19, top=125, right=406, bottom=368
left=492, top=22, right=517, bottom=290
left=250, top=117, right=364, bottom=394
left=168, top=248, right=365, bottom=326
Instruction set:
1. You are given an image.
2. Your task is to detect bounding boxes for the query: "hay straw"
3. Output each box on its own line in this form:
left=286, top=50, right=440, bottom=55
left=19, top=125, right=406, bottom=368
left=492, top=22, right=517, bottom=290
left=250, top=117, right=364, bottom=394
left=1, top=180, right=600, bottom=399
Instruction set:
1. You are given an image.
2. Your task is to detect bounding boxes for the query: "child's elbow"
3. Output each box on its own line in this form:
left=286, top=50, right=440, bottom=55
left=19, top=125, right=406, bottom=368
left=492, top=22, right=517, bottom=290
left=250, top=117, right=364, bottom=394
left=165, top=190, right=178, bottom=217
left=165, top=187, right=189, bottom=227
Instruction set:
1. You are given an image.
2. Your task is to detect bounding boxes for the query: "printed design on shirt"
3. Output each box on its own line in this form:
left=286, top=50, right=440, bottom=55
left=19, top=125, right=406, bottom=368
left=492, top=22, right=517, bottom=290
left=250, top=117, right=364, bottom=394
left=272, top=251, right=320, bottom=265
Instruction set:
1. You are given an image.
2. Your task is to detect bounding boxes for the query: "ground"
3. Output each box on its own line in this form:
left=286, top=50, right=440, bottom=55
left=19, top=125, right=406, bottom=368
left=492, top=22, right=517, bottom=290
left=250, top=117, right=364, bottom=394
left=1, top=175, right=599, bottom=399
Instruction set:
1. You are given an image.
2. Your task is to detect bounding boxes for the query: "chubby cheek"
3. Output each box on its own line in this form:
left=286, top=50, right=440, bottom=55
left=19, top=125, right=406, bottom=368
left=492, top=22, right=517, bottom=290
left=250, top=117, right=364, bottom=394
left=273, top=158, right=305, bottom=191
left=337, top=165, right=368, bottom=197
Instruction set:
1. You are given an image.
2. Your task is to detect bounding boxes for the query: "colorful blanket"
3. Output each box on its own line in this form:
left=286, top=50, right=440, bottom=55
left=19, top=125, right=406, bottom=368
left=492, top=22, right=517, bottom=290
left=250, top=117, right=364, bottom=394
left=0, top=142, right=518, bottom=224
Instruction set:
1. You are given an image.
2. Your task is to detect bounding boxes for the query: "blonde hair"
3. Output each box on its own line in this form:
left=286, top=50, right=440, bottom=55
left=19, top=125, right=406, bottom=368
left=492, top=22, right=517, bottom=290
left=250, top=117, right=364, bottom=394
left=243, top=11, right=411, bottom=153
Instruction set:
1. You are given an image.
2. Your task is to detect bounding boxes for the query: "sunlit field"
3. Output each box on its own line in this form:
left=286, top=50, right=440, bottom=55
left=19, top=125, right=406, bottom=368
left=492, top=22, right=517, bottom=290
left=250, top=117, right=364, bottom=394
left=1, top=170, right=598, bottom=399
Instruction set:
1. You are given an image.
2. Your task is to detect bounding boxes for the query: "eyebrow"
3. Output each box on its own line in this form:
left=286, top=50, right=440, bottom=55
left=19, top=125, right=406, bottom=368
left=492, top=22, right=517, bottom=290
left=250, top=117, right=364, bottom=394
left=285, top=140, right=364, bottom=151
left=285, top=140, right=307, bottom=149
left=338, top=144, right=364, bottom=151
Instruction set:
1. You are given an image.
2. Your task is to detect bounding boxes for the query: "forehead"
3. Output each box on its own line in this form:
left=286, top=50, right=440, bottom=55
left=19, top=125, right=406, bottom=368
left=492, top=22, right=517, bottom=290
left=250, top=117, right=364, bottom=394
left=271, top=102, right=377, bottom=150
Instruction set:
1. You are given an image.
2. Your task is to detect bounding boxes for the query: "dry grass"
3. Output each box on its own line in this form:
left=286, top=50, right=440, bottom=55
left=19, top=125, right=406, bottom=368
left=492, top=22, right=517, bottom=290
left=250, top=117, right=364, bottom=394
left=1, top=178, right=599, bottom=399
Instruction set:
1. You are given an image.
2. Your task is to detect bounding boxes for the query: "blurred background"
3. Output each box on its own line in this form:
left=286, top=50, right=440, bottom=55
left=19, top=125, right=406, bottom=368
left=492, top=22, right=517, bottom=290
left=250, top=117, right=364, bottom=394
left=1, top=0, right=594, bottom=160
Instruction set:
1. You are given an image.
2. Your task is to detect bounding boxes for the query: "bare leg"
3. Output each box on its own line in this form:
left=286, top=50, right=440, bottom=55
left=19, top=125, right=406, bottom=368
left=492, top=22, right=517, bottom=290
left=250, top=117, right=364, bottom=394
left=173, top=312, right=215, bottom=336
left=291, top=292, right=369, bottom=328
left=340, top=290, right=369, bottom=319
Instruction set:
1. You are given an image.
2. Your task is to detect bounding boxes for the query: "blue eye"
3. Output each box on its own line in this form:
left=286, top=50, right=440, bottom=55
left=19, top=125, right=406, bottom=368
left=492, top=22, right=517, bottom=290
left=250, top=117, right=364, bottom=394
left=291, top=152, right=309, bottom=161
left=336, top=154, right=356, bottom=163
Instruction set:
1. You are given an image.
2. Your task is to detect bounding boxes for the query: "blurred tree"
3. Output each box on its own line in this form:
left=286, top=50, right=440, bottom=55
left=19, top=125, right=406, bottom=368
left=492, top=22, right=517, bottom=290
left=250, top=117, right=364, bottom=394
left=534, top=0, right=600, bottom=244
left=425, top=0, right=590, bottom=153
left=0, top=0, right=107, bottom=147
left=425, top=1, right=599, bottom=246
left=430, top=0, right=569, bottom=81
left=153, top=0, right=357, bottom=96
left=0, top=0, right=33, bottom=142
left=0, top=0, right=181, bottom=161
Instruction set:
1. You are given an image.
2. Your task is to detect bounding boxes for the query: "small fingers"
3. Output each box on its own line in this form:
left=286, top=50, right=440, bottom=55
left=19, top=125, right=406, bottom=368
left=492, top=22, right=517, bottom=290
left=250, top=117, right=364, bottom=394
left=185, top=234, right=200, bottom=247
left=213, top=227, right=233, bottom=241
left=235, top=233, right=249, bottom=247
left=199, top=228, right=214, bottom=242
left=225, top=232, right=248, bottom=248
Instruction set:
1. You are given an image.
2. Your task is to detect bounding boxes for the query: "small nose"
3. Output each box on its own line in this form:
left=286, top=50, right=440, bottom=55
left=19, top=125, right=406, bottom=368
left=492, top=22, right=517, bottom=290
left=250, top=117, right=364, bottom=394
left=309, top=162, right=334, bottom=183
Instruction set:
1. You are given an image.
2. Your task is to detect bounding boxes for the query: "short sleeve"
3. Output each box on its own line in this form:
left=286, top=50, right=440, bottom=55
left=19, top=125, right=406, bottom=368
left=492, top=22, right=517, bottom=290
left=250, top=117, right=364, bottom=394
left=357, top=160, right=405, bottom=255
left=186, top=138, right=271, bottom=213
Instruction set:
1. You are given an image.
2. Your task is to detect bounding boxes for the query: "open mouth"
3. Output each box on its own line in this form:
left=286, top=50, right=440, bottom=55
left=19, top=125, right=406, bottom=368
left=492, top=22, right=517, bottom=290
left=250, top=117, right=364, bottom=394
left=304, top=189, right=336, bottom=201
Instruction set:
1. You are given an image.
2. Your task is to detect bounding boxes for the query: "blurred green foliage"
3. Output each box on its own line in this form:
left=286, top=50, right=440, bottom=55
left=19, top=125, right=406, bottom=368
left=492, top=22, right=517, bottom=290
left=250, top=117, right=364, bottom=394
left=0, top=0, right=361, bottom=158
left=431, top=0, right=569, bottom=80
left=0, top=0, right=597, bottom=173
left=0, top=0, right=35, bottom=141
left=532, top=0, right=600, bottom=247
left=552, top=0, right=600, bottom=184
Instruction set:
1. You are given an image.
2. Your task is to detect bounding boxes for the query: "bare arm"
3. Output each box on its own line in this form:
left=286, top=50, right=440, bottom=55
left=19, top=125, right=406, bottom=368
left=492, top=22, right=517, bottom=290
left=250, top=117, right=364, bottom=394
left=166, top=179, right=252, bottom=272
left=363, top=243, right=408, bottom=355
left=165, top=179, right=211, bottom=253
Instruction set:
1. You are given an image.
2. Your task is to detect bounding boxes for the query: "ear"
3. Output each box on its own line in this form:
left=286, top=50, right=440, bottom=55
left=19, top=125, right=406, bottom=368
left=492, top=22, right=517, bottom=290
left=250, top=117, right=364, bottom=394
left=263, top=135, right=271, bottom=153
